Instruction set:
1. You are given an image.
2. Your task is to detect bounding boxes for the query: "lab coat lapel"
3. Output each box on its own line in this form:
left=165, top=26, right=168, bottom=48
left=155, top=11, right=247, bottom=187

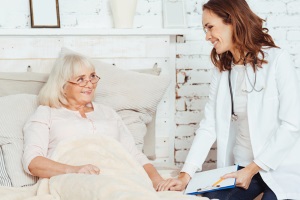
left=230, top=68, right=238, bottom=98
left=215, top=69, right=237, bottom=167
left=245, top=65, right=266, bottom=152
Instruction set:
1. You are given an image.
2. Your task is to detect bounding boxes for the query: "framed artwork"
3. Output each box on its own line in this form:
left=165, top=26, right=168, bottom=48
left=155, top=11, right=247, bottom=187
left=29, top=0, right=60, bottom=28
left=163, top=0, right=187, bottom=28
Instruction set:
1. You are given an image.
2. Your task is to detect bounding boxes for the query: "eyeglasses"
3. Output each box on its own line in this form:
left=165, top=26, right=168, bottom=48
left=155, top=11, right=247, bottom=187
left=67, top=75, right=100, bottom=87
left=203, top=25, right=213, bottom=34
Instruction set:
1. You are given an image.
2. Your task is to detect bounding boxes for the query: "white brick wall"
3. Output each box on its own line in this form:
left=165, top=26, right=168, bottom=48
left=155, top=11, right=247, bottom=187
left=0, top=0, right=299, bottom=170
left=0, top=0, right=163, bottom=29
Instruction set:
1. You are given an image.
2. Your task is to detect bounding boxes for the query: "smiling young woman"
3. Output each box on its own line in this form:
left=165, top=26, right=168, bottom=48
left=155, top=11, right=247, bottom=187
left=158, top=0, right=300, bottom=199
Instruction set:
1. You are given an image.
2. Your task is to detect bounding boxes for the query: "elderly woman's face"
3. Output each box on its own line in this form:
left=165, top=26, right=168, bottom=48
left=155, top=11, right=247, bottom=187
left=64, top=67, right=98, bottom=106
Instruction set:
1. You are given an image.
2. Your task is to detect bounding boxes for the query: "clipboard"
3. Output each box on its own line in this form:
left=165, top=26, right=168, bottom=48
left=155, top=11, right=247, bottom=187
left=185, top=165, right=238, bottom=195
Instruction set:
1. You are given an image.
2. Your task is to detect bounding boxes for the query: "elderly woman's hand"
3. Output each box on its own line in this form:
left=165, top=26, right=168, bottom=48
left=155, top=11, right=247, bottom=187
left=70, top=164, right=100, bottom=175
left=155, top=172, right=191, bottom=191
left=155, top=178, right=185, bottom=191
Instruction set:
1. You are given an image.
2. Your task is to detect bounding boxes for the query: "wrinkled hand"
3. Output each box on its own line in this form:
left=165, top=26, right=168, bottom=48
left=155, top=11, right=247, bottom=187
left=155, top=178, right=185, bottom=191
left=222, top=163, right=260, bottom=190
left=155, top=172, right=191, bottom=191
left=73, top=164, right=100, bottom=175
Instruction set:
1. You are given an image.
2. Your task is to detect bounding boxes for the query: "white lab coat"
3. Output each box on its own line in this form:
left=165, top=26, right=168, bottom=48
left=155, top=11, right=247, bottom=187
left=183, top=48, right=300, bottom=199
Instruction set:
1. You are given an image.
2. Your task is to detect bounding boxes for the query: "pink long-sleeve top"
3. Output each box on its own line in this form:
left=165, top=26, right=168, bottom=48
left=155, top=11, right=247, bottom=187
left=22, top=103, right=149, bottom=175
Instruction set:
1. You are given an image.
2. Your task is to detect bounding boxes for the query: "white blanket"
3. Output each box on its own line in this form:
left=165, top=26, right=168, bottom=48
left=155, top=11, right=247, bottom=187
left=0, top=135, right=208, bottom=200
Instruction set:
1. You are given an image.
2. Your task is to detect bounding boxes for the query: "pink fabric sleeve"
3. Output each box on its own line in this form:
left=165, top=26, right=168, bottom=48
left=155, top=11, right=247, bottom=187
left=22, top=106, right=51, bottom=175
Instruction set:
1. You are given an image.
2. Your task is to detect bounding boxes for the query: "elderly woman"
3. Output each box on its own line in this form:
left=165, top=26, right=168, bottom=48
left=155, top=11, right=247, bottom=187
left=22, top=53, right=174, bottom=191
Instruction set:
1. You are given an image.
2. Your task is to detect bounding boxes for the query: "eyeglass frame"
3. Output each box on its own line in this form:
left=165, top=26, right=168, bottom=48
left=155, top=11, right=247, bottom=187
left=203, top=25, right=213, bottom=34
left=67, top=75, right=101, bottom=87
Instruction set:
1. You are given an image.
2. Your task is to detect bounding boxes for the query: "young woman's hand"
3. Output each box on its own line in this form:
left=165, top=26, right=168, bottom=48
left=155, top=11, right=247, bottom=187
left=221, top=162, right=260, bottom=190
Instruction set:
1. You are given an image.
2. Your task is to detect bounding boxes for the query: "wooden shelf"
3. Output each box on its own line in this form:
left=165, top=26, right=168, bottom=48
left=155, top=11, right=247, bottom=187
left=0, top=28, right=189, bottom=36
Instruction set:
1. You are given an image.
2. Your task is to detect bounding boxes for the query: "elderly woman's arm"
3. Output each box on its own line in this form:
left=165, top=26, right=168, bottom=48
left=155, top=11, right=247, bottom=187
left=28, top=156, right=100, bottom=178
left=23, top=106, right=99, bottom=178
left=143, top=163, right=164, bottom=190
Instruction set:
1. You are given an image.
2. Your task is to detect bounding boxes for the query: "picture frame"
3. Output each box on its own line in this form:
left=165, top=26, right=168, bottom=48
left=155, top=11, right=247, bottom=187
left=162, top=0, right=187, bottom=28
left=29, top=0, right=60, bottom=28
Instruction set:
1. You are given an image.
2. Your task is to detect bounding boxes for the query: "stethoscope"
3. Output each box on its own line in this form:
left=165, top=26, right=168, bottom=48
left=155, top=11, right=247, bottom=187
left=228, top=55, right=264, bottom=121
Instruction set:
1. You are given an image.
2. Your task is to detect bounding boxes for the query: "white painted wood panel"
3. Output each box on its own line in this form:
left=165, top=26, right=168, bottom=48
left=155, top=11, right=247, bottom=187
left=0, top=58, right=169, bottom=73
left=0, top=36, right=170, bottom=58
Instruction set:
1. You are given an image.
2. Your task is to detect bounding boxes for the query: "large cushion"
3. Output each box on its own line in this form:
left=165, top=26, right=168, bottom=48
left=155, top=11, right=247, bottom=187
left=0, top=72, right=48, bottom=97
left=0, top=94, right=39, bottom=187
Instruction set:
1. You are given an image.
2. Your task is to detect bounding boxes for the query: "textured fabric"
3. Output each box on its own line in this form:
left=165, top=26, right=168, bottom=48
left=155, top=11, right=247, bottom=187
left=93, top=60, right=170, bottom=116
left=0, top=146, right=12, bottom=186
left=0, top=135, right=207, bottom=200
left=0, top=94, right=39, bottom=187
left=144, top=112, right=157, bottom=160
left=2, top=140, right=38, bottom=187
left=22, top=103, right=149, bottom=175
left=44, top=135, right=205, bottom=200
left=0, top=72, right=48, bottom=97
left=117, top=110, right=150, bottom=151
left=60, top=48, right=170, bottom=116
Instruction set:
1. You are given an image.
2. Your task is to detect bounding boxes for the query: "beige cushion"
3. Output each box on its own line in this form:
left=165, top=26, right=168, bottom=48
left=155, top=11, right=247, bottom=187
left=0, top=94, right=39, bottom=187
left=0, top=73, right=48, bottom=97
left=60, top=47, right=170, bottom=116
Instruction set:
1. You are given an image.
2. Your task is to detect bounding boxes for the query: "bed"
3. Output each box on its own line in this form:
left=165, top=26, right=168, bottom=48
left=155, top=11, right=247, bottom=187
left=0, top=43, right=209, bottom=199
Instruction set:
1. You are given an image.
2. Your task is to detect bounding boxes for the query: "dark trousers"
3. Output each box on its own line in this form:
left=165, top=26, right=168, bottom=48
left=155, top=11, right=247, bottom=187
left=201, top=167, right=277, bottom=200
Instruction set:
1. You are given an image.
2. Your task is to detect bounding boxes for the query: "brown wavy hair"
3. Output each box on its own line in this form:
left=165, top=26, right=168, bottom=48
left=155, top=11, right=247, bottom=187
left=203, top=0, right=279, bottom=71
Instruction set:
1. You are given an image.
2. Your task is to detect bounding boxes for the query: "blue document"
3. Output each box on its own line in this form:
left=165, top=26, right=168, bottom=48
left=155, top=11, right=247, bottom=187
left=184, top=165, right=238, bottom=195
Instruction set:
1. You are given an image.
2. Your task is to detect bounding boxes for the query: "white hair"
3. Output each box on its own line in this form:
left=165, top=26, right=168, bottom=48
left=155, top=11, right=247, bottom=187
left=38, top=53, right=95, bottom=108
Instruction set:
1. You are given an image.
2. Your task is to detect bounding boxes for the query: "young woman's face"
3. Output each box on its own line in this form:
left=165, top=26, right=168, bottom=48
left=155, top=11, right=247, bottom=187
left=202, top=9, right=234, bottom=54
left=64, top=67, right=98, bottom=106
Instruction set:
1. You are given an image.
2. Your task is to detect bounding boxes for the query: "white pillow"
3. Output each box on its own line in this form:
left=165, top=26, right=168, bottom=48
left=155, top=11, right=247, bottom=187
left=0, top=72, right=48, bottom=97
left=0, top=148, right=11, bottom=186
left=0, top=94, right=39, bottom=187
left=60, top=47, right=171, bottom=116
